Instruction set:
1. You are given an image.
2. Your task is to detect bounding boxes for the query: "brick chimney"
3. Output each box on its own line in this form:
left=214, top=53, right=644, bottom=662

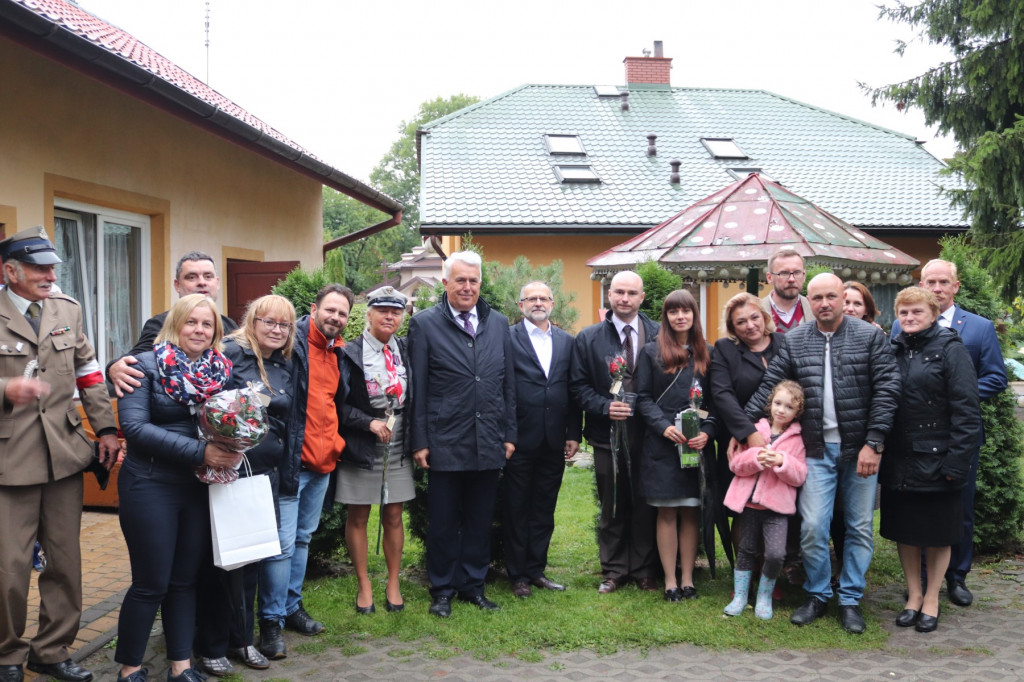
left=624, top=41, right=671, bottom=89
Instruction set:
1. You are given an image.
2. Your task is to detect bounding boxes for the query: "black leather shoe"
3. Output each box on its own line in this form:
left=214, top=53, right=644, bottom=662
left=531, top=575, right=565, bottom=591
left=947, top=578, right=973, bottom=606
left=429, top=595, right=452, bottom=618
left=0, top=664, right=23, bottom=682
left=680, top=586, right=698, bottom=600
left=26, top=659, right=92, bottom=682
left=284, top=602, right=324, bottom=635
left=355, top=600, right=376, bottom=615
left=790, top=598, right=828, bottom=626
left=895, top=609, right=920, bottom=627
left=460, top=594, right=501, bottom=611
left=838, top=604, right=866, bottom=634
left=511, top=579, right=532, bottom=598
left=916, top=608, right=940, bottom=633
left=664, top=587, right=683, bottom=602
left=258, top=618, right=287, bottom=660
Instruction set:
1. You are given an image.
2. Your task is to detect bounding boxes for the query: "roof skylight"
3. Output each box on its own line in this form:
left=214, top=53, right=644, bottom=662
left=701, top=138, right=748, bottom=159
left=545, top=134, right=586, bottom=155
left=594, top=85, right=620, bottom=97
left=554, top=165, right=601, bottom=183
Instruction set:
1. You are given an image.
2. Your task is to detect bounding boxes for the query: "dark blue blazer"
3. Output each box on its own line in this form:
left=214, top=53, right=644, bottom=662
left=510, top=321, right=583, bottom=452
left=891, top=305, right=1007, bottom=400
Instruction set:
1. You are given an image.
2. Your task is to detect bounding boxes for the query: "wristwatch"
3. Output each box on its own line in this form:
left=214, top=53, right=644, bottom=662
left=865, top=439, right=884, bottom=454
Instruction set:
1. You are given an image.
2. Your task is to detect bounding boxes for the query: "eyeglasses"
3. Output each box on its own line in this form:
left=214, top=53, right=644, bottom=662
left=520, top=296, right=553, bottom=304
left=255, top=317, right=293, bottom=331
left=769, top=270, right=806, bottom=280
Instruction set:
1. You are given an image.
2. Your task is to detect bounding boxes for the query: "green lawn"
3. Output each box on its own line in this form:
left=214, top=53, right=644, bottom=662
left=301, top=467, right=907, bottom=661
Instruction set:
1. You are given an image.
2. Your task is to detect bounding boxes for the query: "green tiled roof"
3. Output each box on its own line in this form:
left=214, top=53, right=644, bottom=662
left=419, top=84, right=964, bottom=232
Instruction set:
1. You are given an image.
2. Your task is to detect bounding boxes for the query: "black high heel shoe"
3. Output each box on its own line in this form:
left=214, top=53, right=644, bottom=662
left=355, top=600, right=376, bottom=615
left=385, top=587, right=405, bottom=612
left=895, top=609, right=920, bottom=627
left=915, top=607, right=940, bottom=633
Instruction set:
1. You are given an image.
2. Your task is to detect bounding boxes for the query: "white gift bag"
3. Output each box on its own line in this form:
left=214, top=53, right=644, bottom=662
left=209, top=466, right=281, bottom=571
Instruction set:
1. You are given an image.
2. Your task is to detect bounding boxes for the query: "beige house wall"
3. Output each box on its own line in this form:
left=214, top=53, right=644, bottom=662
left=0, top=37, right=323, bottom=313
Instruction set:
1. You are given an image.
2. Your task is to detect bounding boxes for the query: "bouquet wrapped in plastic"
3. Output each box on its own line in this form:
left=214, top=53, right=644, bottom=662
left=675, top=377, right=704, bottom=468
left=195, top=382, right=270, bottom=484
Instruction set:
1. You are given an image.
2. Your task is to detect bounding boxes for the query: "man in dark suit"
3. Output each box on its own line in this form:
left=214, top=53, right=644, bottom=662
left=504, top=281, right=582, bottom=598
left=570, top=270, right=660, bottom=593
left=891, top=258, right=1008, bottom=606
left=408, top=251, right=517, bottom=618
left=0, top=227, right=120, bottom=682
left=106, top=251, right=238, bottom=397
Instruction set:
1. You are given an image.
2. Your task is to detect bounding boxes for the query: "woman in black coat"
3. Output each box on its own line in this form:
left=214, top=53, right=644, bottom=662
left=115, top=294, right=238, bottom=682
left=709, top=293, right=784, bottom=494
left=195, top=294, right=297, bottom=674
left=636, top=289, right=714, bottom=601
left=881, top=287, right=981, bottom=633
left=338, top=287, right=413, bottom=614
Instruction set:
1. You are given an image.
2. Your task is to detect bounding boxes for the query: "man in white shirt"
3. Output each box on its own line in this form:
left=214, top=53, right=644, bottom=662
left=504, top=282, right=581, bottom=597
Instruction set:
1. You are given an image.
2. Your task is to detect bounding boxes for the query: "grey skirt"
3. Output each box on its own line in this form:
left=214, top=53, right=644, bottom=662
left=335, top=423, right=415, bottom=505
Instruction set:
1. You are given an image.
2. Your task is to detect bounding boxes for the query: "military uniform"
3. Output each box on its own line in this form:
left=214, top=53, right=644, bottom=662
left=0, top=227, right=116, bottom=682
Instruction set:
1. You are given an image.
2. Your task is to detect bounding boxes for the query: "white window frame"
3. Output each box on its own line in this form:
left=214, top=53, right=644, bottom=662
left=53, top=199, right=152, bottom=369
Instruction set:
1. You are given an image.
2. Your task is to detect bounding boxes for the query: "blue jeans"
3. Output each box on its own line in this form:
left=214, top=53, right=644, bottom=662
left=798, top=443, right=877, bottom=605
left=259, top=469, right=329, bottom=624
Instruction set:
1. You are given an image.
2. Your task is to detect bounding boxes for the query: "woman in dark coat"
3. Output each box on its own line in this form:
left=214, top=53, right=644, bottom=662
left=881, top=286, right=981, bottom=633
left=709, top=293, right=784, bottom=496
left=338, top=287, right=413, bottom=614
left=195, top=294, right=296, bottom=674
left=116, top=294, right=238, bottom=682
left=636, top=289, right=714, bottom=601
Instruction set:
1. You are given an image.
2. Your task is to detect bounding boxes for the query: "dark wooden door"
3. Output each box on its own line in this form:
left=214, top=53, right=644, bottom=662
left=226, top=259, right=300, bottom=325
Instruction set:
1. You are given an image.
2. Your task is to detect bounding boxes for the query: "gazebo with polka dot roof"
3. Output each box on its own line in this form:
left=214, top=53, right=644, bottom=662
left=587, top=173, right=920, bottom=286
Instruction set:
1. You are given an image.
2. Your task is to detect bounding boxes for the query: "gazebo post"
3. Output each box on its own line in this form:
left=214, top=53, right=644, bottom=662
left=745, top=267, right=760, bottom=294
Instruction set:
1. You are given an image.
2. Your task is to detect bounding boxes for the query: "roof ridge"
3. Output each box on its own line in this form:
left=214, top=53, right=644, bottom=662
left=420, top=84, right=531, bottom=130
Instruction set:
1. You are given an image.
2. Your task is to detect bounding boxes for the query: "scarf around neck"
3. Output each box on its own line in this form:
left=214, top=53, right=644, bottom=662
left=154, top=340, right=232, bottom=406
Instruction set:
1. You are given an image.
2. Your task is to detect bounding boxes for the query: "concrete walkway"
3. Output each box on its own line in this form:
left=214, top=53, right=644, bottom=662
left=23, top=510, right=1024, bottom=681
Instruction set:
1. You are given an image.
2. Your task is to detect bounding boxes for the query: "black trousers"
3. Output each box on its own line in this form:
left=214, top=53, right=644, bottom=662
left=426, top=469, right=501, bottom=599
left=592, top=437, right=658, bottom=582
left=502, top=446, right=566, bottom=581
left=195, top=562, right=259, bottom=657
left=115, top=466, right=209, bottom=666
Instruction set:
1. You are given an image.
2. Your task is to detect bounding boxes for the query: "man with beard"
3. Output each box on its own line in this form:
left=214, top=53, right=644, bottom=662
left=570, top=270, right=660, bottom=593
left=257, top=284, right=351, bottom=658
left=762, top=248, right=813, bottom=334
left=504, top=282, right=581, bottom=598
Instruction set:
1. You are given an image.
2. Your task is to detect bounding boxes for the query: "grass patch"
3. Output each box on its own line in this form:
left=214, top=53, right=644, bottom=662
left=304, top=467, right=907, bottom=660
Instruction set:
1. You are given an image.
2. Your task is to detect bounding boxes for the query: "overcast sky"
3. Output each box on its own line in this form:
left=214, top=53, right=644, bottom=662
left=77, top=0, right=956, bottom=184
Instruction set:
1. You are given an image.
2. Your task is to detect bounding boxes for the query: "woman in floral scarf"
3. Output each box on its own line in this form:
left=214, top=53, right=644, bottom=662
left=115, top=294, right=236, bottom=682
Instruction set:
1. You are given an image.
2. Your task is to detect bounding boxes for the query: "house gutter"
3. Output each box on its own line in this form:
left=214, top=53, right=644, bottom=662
left=0, top=1, right=403, bottom=253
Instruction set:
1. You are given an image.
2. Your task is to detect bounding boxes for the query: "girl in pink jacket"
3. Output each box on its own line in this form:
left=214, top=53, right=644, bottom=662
left=723, top=380, right=807, bottom=620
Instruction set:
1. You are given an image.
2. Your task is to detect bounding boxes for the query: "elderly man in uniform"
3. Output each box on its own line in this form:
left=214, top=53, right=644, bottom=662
left=0, top=227, right=120, bottom=682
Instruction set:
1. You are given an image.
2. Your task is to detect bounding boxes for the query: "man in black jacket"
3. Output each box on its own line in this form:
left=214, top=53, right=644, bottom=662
left=569, top=270, right=660, bottom=593
left=409, top=251, right=517, bottom=618
left=106, top=251, right=237, bottom=396
left=745, top=273, right=900, bottom=634
left=504, top=281, right=582, bottom=598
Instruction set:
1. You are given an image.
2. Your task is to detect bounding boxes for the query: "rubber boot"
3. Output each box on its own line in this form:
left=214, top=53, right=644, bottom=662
left=755, top=573, right=776, bottom=620
left=724, top=570, right=752, bottom=616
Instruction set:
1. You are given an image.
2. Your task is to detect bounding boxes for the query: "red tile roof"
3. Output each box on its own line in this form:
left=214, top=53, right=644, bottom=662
left=20, top=0, right=314, bottom=157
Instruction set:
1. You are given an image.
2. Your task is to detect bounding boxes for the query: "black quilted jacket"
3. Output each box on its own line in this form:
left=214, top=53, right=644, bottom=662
left=744, top=316, right=901, bottom=460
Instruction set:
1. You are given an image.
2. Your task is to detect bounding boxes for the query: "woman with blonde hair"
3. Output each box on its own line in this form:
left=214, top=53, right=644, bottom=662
left=116, top=294, right=237, bottom=682
left=195, top=294, right=299, bottom=675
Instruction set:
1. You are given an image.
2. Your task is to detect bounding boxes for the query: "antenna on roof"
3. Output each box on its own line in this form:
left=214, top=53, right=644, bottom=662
left=204, top=1, right=211, bottom=84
